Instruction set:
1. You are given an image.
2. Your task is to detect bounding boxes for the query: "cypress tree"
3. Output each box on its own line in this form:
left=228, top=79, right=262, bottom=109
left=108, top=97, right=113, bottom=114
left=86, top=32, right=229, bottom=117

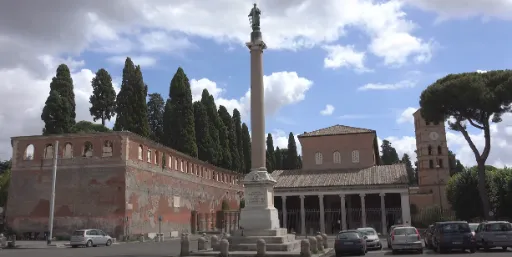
left=297, top=155, right=303, bottom=169
left=165, top=67, right=198, bottom=157
left=162, top=99, right=173, bottom=146
left=274, top=147, right=282, bottom=170
left=218, top=106, right=240, bottom=172
left=241, top=122, right=251, bottom=173
left=232, top=109, right=245, bottom=173
left=381, top=140, right=400, bottom=165
left=41, top=64, right=76, bottom=134
left=218, top=121, right=232, bottom=170
left=286, top=132, right=299, bottom=169
left=89, top=68, right=116, bottom=126
left=193, top=101, right=214, bottom=162
left=201, top=90, right=222, bottom=165
left=147, top=93, right=165, bottom=143
left=266, top=133, right=275, bottom=172
left=113, top=58, right=150, bottom=137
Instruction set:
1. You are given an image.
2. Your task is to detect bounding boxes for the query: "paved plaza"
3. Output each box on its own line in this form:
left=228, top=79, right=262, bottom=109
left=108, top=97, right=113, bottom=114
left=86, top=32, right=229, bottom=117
left=1, top=238, right=510, bottom=257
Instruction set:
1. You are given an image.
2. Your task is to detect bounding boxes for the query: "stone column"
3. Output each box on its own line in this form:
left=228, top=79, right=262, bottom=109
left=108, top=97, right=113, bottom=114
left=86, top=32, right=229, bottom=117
left=360, top=193, right=366, bottom=227
left=400, top=192, right=412, bottom=225
left=281, top=196, right=287, bottom=230
left=300, top=195, right=306, bottom=235
left=347, top=196, right=352, bottom=229
left=318, top=194, right=325, bottom=233
left=340, top=194, right=347, bottom=231
left=380, top=193, right=387, bottom=235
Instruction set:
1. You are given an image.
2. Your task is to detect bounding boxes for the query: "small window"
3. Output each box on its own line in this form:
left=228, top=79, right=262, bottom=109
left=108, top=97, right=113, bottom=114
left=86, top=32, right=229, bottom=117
left=102, top=141, right=113, bottom=157
left=438, top=159, right=444, bottom=168
left=428, top=145, right=432, bottom=155
left=351, top=150, right=360, bottom=163
left=24, top=144, right=35, bottom=160
left=63, top=143, right=73, bottom=159
left=138, top=145, right=143, bottom=160
left=429, top=160, right=434, bottom=169
left=44, top=144, right=54, bottom=159
left=168, top=156, right=172, bottom=168
left=82, top=141, right=93, bottom=157
left=333, top=151, right=341, bottom=164
left=315, top=152, right=323, bottom=165
left=147, top=149, right=151, bottom=163
left=437, top=145, right=442, bottom=155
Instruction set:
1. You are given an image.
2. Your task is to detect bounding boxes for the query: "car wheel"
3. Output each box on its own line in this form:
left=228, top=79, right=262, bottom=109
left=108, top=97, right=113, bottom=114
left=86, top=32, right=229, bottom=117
left=392, top=250, right=398, bottom=254
left=360, top=250, right=366, bottom=256
left=502, top=247, right=507, bottom=251
left=106, top=239, right=112, bottom=246
left=436, top=244, right=442, bottom=253
left=419, top=249, right=423, bottom=254
left=86, top=240, right=93, bottom=247
left=470, top=247, right=476, bottom=253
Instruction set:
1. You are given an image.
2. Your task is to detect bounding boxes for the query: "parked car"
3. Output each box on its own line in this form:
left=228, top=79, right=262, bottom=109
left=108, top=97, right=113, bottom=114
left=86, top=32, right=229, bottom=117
left=70, top=229, right=113, bottom=248
left=335, top=230, right=368, bottom=256
left=424, top=224, right=434, bottom=249
left=469, top=223, right=479, bottom=236
left=387, top=224, right=404, bottom=249
left=475, top=221, right=512, bottom=251
left=389, top=226, right=423, bottom=254
left=432, top=221, right=476, bottom=253
left=356, top=227, right=382, bottom=250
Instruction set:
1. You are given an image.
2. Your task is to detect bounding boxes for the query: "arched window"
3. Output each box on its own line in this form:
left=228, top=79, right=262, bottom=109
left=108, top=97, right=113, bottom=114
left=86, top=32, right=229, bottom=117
left=44, top=144, right=54, bottom=159
left=102, top=141, right=113, bottom=157
left=333, top=151, right=341, bottom=164
left=437, top=145, right=442, bottom=155
left=154, top=150, right=159, bottom=164
left=82, top=141, right=93, bottom=157
left=63, top=143, right=73, bottom=159
left=24, top=144, right=35, bottom=160
left=138, top=145, right=143, bottom=160
left=429, top=160, right=434, bottom=169
left=147, top=149, right=151, bottom=163
left=428, top=145, right=432, bottom=155
left=351, top=150, right=360, bottom=163
left=315, top=152, right=323, bottom=165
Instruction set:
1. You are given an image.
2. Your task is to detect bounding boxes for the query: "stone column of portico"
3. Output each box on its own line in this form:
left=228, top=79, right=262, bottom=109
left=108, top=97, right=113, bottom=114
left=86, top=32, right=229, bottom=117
left=360, top=193, right=367, bottom=227
left=400, top=192, right=412, bottom=225
left=319, top=194, right=325, bottom=233
left=340, top=194, right=347, bottom=231
left=281, top=196, right=287, bottom=231
left=300, top=195, right=306, bottom=235
left=380, top=193, right=388, bottom=235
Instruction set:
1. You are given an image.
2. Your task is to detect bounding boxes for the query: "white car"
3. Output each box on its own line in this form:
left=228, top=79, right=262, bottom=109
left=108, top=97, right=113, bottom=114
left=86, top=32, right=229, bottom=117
left=70, top=229, right=113, bottom=248
left=390, top=226, right=423, bottom=254
left=357, top=227, right=383, bottom=250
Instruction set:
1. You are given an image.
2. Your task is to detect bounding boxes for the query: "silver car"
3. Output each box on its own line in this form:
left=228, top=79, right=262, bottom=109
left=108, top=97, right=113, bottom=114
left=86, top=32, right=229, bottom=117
left=475, top=221, right=512, bottom=251
left=70, top=229, right=113, bottom=248
left=357, top=227, right=382, bottom=250
left=387, top=224, right=404, bottom=249
left=390, top=226, right=423, bottom=254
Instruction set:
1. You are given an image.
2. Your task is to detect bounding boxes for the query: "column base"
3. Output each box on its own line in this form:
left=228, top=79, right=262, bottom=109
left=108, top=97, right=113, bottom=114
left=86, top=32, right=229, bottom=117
left=239, top=206, right=280, bottom=231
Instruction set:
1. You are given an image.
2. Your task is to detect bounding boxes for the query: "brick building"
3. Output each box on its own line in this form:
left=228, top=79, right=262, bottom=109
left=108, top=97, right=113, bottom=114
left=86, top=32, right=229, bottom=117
left=6, top=131, right=244, bottom=238
left=271, top=125, right=411, bottom=236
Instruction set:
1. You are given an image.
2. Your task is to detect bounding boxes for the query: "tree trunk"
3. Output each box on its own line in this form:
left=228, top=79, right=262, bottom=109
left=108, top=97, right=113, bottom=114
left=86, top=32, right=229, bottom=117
left=477, top=161, right=491, bottom=220
left=101, top=118, right=105, bottom=126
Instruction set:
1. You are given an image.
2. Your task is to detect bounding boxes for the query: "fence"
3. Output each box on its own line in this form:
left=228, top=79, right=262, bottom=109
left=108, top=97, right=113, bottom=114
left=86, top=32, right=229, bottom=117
left=411, top=207, right=455, bottom=228
left=192, top=210, right=240, bottom=234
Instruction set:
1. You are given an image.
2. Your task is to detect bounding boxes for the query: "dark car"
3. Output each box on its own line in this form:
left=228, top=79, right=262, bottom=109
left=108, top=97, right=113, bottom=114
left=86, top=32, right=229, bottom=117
left=424, top=224, right=434, bottom=248
left=335, top=230, right=368, bottom=256
left=432, top=221, right=476, bottom=253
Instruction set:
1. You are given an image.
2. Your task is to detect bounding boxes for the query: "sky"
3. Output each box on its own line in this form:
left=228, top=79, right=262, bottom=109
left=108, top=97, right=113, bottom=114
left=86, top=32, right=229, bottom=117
left=1, top=0, right=512, bottom=168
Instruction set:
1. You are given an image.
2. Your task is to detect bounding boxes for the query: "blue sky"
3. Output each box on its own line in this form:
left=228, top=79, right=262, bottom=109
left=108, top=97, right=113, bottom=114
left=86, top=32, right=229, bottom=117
left=1, top=0, right=512, bottom=167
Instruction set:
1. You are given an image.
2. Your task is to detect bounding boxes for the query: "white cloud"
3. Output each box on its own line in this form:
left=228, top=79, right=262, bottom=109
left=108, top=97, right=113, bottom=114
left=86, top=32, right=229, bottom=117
left=358, top=80, right=416, bottom=91
left=378, top=136, right=418, bottom=162
left=396, top=107, right=418, bottom=124
left=402, top=0, right=512, bottom=21
left=476, top=70, right=488, bottom=73
left=271, top=129, right=302, bottom=155
left=138, top=31, right=195, bottom=53
left=320, top=104, right=335, bottom=116
left=190, top=72, right=313, bottom=120
left=106, top=55, right=158, bottom=67
left=322, top=45, right=371, bottom=72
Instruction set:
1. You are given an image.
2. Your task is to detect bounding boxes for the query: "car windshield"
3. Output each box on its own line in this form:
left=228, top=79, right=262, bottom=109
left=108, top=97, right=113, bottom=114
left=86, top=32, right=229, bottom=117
left=358, top=229, right=376, bottom=235
left=469, top=224, right=478, bottom=232
left=73, top=230, right=85, bottom=236
left=338, top=232, right=360, bottom=240
left=485, top=223, right=512, bottom=232
left=440, top=223, right=471, bottom=233
left=393, top=227, right=417, bottom=235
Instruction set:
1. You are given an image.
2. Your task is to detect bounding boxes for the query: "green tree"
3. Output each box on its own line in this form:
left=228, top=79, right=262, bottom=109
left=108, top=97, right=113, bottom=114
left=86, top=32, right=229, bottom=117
left=401, top=154, right=416, bottom=185
left=70, top=120, right=110, bottom=133
left=89, top=68, right=116, bottom=126
left=448, top=150, right=465, bottom=176
left=41, top=90, right=73, bottom=134
left=201, top=90, right=222, bottom=165
left=266, top=133, right=275, bottom=173
left=241, top=123, right=251, bottom=173
left=218, top=122, right=232, bottom=170
left=147, top=93, right=165, bottom=143
left=113, top=58, right=150, bottom=137
left=164, top=67, right=198, bottom=157
left=0, top=167, right=10, bottom=207
left=193, top=101, right=214, bottom=162
left=419, top=70, right=512, bottom=219
left=285, top=132, right=299, bottom=170
left=274, top=147, right=283, bottom=170
left=381, top=140, right=400, bottom=165
left=218, top=106, right=240, bottom=172
left=232, top=109, right=245, bottom=173
left=298, top=155, right=303, bottom=169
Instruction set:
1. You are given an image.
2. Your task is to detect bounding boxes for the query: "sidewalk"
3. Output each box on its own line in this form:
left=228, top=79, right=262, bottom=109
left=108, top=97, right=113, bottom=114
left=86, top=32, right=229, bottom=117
left=4, top=240, right=69, bottom=249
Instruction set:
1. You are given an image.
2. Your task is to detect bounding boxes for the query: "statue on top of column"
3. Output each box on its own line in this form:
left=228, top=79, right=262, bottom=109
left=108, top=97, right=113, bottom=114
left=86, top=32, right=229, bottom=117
left=248, top=3, right=261, bottom=32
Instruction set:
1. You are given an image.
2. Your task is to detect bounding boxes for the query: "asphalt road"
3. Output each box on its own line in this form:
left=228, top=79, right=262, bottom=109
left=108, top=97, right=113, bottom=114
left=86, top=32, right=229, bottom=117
left=1, top=239, right=511, bottom=257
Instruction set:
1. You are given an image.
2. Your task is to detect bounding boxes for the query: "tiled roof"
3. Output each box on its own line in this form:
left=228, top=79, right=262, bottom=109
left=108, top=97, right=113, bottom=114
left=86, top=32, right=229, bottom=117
left=298, top=125, right=374, bottom=138
left=270, top=164, right=408, bottom=188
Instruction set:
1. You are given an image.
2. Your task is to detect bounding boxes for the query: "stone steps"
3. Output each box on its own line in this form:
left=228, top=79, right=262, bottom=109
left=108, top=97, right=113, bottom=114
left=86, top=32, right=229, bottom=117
left=229, top=234, right=296, bottom=244
left=229, top=240, right=301, bottom=251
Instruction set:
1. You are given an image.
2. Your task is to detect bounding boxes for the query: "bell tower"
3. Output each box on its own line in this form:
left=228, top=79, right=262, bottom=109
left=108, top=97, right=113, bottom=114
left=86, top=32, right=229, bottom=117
left=413, top=109, right=450, bottom=209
